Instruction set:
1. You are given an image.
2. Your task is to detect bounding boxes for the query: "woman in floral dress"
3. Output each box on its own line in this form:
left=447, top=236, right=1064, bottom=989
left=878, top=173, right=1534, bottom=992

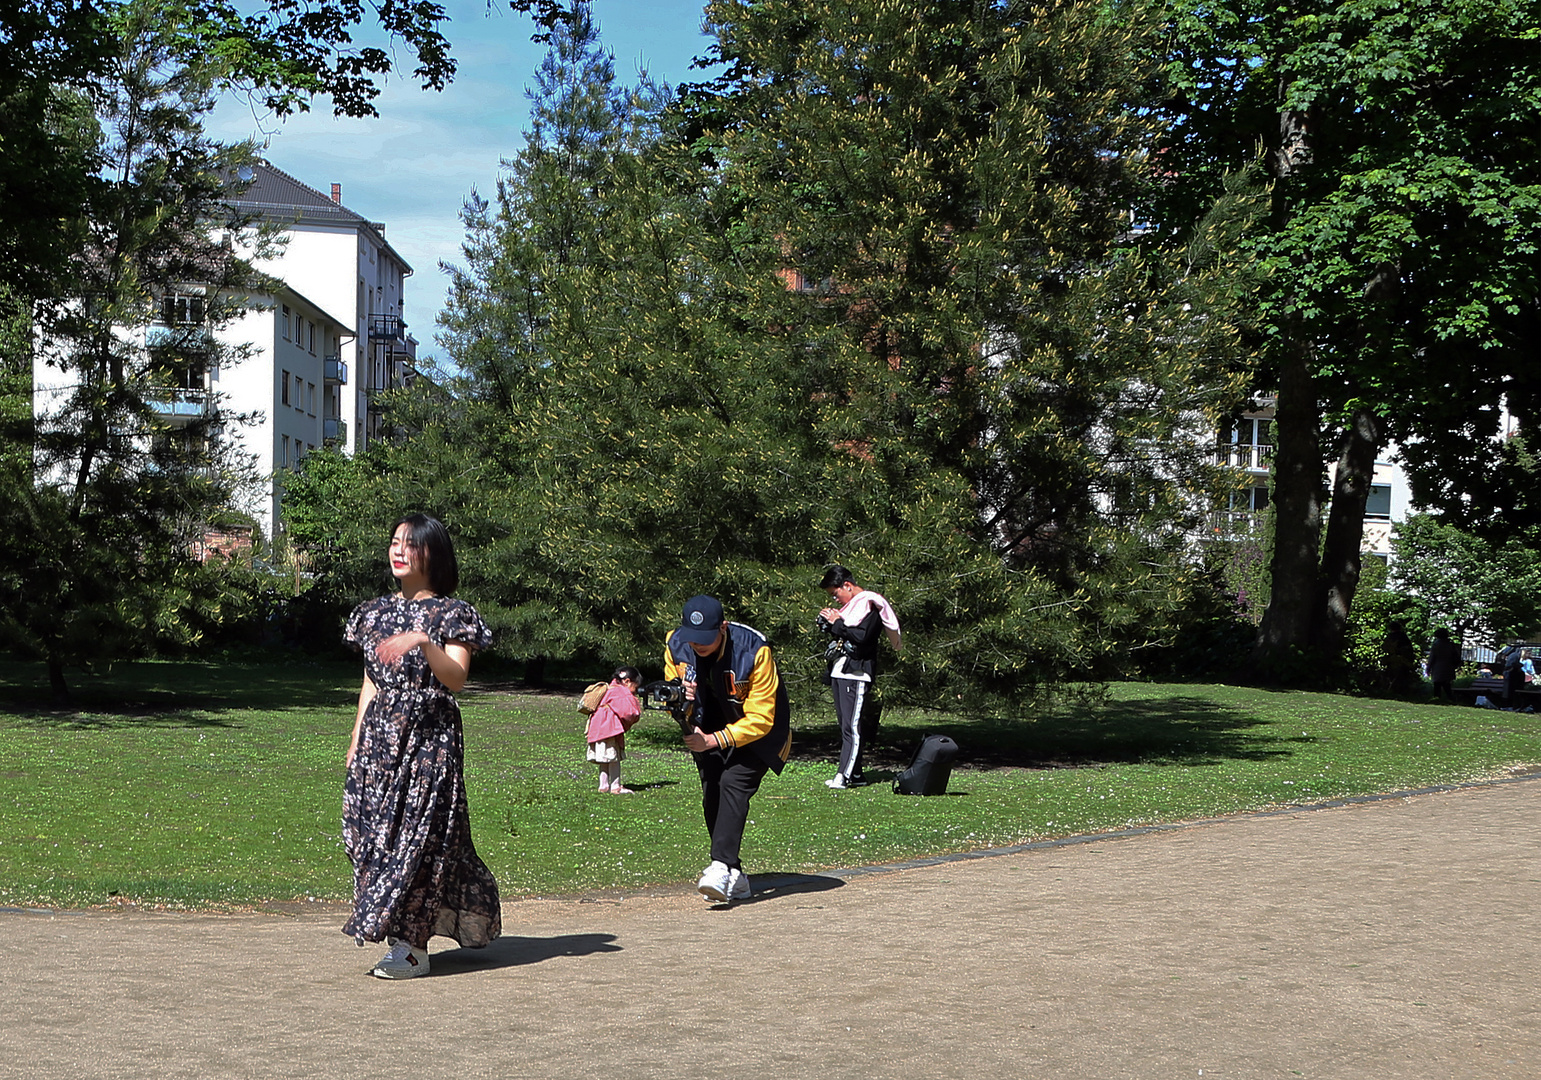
left=343, top=513, right=499, bottom=979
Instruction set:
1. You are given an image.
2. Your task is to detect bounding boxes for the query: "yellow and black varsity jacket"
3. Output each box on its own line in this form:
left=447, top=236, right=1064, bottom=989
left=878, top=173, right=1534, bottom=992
left=664, top=621, right=792, bottom=774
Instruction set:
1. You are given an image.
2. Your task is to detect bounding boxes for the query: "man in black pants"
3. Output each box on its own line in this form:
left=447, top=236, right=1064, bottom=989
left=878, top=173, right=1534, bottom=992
left=818, top=565, right=902, bottom=789
left=665, top=595, right=791, bottom=904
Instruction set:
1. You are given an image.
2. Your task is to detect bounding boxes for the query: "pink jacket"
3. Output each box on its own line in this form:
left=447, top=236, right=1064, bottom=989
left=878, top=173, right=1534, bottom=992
left=585, top=682, right=641, bottom=743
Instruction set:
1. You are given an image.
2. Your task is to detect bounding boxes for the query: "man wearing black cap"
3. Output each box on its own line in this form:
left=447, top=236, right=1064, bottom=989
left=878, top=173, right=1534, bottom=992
left=665, top=595, right=792, bottom=904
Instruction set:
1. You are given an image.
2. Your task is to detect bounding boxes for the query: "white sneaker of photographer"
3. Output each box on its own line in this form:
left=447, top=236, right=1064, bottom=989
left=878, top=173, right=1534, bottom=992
left=697, top=860, right=732, bottom=902
left=728, top=867, right=752, bottom=901
left=371, top=937, right=429, bottom=979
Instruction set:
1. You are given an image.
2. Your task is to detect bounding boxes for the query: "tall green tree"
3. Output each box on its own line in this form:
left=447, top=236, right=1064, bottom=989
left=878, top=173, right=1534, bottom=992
left=304, top=0, right=1260, bottom=702
left=1, top=2, right=270, bottom=700
left=286, top=3, right=672, bottom=673
left=1159, top=0, right=1541, bottom=674
left=661, top=0, right=1258, bottom=699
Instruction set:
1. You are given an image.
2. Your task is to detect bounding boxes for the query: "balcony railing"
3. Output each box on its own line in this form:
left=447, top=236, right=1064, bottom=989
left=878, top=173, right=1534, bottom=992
left=368, top=314, right=405, bottom=341
left=323, top=418, right=342, bottom=442
left=1207, top=510, right=1264, bottom=539
left=146, top=388, right=209, bottom=423
left=1217, top=443, right=1273, bottom=470
left=324, top=356, right=348, bottom=384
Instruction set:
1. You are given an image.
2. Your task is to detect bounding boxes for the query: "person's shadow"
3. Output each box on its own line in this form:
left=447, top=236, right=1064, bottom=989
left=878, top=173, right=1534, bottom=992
left=710, top=872, right=845, bottom=909
left=427, top=933, right=621, bottom=976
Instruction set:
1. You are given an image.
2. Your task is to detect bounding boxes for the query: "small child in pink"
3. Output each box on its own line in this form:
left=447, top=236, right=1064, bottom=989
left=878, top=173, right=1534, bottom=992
left=586, top=666, right=642, bottom=793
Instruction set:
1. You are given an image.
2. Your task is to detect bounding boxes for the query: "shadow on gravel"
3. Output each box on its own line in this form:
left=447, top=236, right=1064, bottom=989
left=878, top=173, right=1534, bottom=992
left=735, top=873, right=846, bottom=906
left=427, top=932, right=622, bottom=976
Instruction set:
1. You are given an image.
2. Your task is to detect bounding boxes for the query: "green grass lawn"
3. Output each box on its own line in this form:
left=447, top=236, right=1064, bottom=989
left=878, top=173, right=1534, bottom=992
left=1, top=657, right=1537, bottom=910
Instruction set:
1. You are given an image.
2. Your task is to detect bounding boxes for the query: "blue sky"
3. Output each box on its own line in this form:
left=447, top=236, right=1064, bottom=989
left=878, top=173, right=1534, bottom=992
left=211, top=0, right=715, bottom=358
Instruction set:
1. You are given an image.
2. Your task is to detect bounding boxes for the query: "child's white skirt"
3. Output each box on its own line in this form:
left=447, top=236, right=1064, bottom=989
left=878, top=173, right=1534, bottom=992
left=587, top=736, right=624, bottom=763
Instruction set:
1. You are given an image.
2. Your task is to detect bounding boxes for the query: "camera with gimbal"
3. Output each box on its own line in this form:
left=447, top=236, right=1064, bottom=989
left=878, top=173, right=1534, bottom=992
left=638, top=677, right=693, bottom=731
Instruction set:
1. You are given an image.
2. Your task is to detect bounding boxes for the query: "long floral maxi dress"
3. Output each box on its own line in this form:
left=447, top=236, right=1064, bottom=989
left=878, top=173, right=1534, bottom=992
left=342, top=595, right=500, bottom=948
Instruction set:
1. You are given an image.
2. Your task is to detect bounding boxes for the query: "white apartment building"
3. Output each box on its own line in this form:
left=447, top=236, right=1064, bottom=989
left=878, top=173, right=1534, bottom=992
left=229, top=162, right=419, bottom=453
left=219, top=287, right=355, bottom=532
left=31, top=162, right=415, bottom=543
left=1214, top=402, right=1414, bottom=562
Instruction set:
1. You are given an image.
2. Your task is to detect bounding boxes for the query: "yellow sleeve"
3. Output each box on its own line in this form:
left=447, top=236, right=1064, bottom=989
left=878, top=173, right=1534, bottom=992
left=714, top=645, right=779, bottom=751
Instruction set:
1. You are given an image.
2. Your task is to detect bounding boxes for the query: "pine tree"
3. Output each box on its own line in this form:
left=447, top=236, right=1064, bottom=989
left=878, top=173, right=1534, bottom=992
left=667, top=0, right=1260, bottom=699
left=305, top=0, right=1261, bottom=702
left=1, top=2, right=270, bottom=700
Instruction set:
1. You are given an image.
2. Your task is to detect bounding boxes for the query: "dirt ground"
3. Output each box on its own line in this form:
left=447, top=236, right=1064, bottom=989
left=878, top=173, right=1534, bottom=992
left=3, top=777, right=1537, bottom=1080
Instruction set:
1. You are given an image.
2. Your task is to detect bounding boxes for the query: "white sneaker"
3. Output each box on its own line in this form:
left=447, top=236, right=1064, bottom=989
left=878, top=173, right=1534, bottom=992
left=728, top=867, right=752, bottom=901
left=825, top=774, right=848, bottom=789
left=697, top=860, right=732, bottom=902
left=370, top=937, right=429, bottom=979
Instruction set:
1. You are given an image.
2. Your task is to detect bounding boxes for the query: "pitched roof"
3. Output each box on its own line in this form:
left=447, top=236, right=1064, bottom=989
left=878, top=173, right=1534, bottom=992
left=226, top=161, right=411, bottom=273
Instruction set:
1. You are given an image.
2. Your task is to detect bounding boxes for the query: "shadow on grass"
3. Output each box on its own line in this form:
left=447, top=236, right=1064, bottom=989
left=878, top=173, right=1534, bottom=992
left=0, top=659, right=359, bottom=728
left=426, top=932, right=622, bottom=976
left=791, top=694, right=1309, bottom=772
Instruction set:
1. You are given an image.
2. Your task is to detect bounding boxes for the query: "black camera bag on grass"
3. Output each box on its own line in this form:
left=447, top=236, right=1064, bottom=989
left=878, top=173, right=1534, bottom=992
left=894, top=733, right=958, bottom=796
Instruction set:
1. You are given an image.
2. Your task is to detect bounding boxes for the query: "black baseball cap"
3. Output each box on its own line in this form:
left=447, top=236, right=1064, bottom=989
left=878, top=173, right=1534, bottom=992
left=676, top=595, right=724, bottom=646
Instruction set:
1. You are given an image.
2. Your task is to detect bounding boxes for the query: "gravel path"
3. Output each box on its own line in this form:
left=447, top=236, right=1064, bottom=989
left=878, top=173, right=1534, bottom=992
left=4, top=777, right=1537, bottom=1079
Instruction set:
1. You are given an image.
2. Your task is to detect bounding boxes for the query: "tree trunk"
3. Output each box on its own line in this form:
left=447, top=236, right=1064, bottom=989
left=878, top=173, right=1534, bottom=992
left=525, top=655, right=548, bottom=687
left=1252, top=333, right=1323, bottom=673
left=1314, top=406, right=1382, bottom=658
left=1252, top=91, right=1321, bottom=677
left=47, top=657, right=69, bottom=706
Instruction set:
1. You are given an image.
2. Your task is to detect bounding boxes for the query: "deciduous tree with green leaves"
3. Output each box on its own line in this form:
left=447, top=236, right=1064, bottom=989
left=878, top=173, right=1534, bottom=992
left=1389, top=514, right=1541, bottom=647
left=1158, top=0, right=1541, bottom=675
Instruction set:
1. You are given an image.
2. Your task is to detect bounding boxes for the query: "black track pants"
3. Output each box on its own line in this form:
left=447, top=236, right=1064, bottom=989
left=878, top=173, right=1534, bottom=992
left=695, top=750, right=767, bottom=870
left=831, top=676, right=875, bottom=781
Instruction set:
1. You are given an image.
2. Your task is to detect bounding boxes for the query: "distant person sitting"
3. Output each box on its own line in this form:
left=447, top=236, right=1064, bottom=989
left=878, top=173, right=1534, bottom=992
left=1425, top=628, right=1460, bottom=703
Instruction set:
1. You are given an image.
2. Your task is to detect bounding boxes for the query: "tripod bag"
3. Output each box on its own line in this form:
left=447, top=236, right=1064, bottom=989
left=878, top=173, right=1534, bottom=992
left=893, top=733, right=958, bottom=796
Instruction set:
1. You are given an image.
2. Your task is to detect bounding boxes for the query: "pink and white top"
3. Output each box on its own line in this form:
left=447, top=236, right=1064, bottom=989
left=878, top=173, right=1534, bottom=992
left=836, top=589, right=903, bottom=653
left=585, top=681, right=642, bottom=743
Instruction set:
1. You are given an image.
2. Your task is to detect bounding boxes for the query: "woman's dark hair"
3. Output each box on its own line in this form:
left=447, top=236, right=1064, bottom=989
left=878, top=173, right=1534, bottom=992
left=392, top=513, right=459, bottom=596
left=612, top=666, right=642, bottom=684
left=820, top=564, right=856, bottom=590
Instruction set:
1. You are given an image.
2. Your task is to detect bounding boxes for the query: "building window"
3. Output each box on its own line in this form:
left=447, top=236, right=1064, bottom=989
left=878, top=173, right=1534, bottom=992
left=281, top=434, right=290, bottom=467
left=1228, top=485, right=1270, bottom=513
left=280, top=369, right=290, bottom=405
left=1220, top=417, right=1272, bottom=470
left=281, top=304, right=290, bottom=340
left=308, top=321, right=316, bottom=354
left=294, top=374, right=304, bottom=409
left=1365, top=484, right=1392, bottom=520
left=307, top=382, right=316, bottom=416
left=159, top=293, right=205, bottom=326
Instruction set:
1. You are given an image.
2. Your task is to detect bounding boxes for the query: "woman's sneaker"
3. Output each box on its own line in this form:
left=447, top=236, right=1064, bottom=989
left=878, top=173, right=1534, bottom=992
left=728, top=867, right=752, bottom=902
left=370, top=937, right=429, bottom=979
